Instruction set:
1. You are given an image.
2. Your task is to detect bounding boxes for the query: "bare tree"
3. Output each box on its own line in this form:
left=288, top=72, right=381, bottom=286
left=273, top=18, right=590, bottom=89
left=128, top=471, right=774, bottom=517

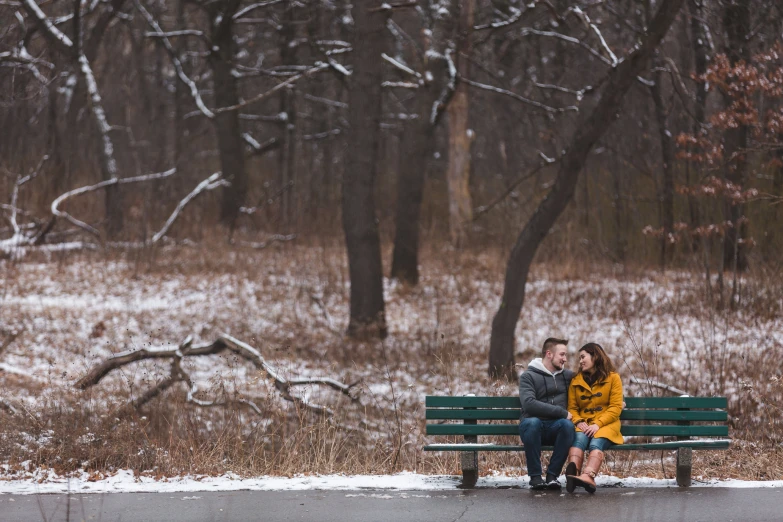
left=488, top=0, right=687, bottom=379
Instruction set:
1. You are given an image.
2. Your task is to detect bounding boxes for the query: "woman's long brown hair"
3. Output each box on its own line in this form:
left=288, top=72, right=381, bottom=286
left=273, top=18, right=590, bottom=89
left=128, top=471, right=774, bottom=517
left=579, top=342, right=616, bottom=383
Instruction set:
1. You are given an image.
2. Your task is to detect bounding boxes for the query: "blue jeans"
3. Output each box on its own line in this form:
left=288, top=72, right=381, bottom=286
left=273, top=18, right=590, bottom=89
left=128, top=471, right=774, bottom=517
left=572, top=431, right=615, bottom=452
left=519, top=417, right=575, bottom=478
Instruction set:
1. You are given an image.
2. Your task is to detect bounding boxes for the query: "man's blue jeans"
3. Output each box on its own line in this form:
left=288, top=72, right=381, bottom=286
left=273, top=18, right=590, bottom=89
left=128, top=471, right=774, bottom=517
left=519, top=417, right=575, bottom=478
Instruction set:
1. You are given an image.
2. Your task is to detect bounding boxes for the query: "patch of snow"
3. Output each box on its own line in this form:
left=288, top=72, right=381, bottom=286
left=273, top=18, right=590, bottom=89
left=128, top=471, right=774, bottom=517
left=0, top=471, right=782, bottom=495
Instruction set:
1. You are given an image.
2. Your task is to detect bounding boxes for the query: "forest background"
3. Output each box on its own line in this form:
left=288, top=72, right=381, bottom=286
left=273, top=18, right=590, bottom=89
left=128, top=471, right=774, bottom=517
left=1, top=0, right=782, bottom=482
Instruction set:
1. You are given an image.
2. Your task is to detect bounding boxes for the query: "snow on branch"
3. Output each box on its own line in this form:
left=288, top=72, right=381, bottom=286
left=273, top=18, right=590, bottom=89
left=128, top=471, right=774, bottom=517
left=430, top=48, right=458, bottom=125
left=144, top=29, right=207, bottom=40
left=78, top=53, right=118, bottom=180
left=242, top=134, right=280, bottom=155
left=520, top=27, right=611, bottom=66
left=572, top=6, right=618, bottom=66
left=77, top=333, right=359, bottom=418
left=22, top=0, right=75, bottom=52
left=233, top=0, right=285, bottom=20
left=382, top=81, right=420, bottom=89
left=475, top=6, right=522, bottom=31
left=534, top=81, right=588, bottom=101
left=51, top=168, right=177, bottom=237
left=462, top=77, right=578, bottom=113
left=381, top=53, right=421, bottom=79
left=151, top=172, right=226, bottom=244
left=133, top=0, right=215, bottom=119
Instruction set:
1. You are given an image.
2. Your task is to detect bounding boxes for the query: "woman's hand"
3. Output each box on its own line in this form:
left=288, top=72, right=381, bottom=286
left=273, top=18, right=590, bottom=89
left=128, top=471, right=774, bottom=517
left=583, top=424, right=600, bottom=437
left=577, top=422, right=589, bottom=432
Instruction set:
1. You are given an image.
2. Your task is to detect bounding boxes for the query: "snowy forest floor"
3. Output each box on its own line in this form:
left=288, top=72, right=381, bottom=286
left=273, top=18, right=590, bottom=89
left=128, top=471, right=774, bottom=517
left=1, top=240, right=782, bottom=483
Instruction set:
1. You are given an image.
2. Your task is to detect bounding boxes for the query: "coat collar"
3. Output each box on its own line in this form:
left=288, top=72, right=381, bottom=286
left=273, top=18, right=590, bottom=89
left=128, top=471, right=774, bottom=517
left=571, top=371, right=607, bottom=389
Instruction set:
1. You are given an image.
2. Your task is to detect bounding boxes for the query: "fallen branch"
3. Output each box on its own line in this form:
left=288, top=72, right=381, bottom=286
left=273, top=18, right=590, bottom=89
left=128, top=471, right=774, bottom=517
left=630, top=377, right=687, bottom=396
left=50, top=168, right=176, bottom=237
left=78, top=333, right=359, bottom=417
left=236, top=234, right=296, bottom=250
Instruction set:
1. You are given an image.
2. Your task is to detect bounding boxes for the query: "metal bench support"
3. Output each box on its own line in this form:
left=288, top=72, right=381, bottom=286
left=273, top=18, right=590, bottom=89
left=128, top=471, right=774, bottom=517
left=676, top=447, right=692, bottom=487
left=460, top=404, right=478, bottom=488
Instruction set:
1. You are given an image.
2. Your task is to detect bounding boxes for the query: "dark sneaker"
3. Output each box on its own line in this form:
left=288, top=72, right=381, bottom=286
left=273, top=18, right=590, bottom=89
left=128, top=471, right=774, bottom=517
left=529, top=475, right=547, bottom=490
left=545, top=474, right=562, bottom=490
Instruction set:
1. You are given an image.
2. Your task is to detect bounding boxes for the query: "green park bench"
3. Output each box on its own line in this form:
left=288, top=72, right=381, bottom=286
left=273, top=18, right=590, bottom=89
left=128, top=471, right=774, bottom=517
left=423, top=395, right=730, bottom=488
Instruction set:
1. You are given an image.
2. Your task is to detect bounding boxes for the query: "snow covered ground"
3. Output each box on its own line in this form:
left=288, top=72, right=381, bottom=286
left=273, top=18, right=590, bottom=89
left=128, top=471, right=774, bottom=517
left=1, top=249, right=781, bottom=480
left=1, top=470, right=782, bottom=496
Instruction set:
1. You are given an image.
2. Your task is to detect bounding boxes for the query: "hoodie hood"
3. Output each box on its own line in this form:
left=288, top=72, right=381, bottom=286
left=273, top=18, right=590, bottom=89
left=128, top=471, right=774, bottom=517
left=527, top=357, right=564, bottom=377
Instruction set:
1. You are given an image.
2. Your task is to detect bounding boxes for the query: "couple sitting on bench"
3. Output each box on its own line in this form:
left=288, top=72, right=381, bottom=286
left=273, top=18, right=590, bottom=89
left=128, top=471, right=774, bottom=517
left=519, top=337, right=623, bottom=493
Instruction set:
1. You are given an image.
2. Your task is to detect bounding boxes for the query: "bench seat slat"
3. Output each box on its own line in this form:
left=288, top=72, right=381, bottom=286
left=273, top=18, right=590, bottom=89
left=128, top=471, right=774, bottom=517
left=423, top=440, right=731, bottom=452
left=426, top=424, right=728, bottom=437
left=622, top=425, right=728, bottom=437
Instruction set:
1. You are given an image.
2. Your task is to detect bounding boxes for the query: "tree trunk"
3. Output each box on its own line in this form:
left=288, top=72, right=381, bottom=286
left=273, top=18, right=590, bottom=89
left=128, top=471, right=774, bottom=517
left=211, top=2, right=246, bottom=230
left=651, top=56, right=675, bottom=269
left=390, top=4, right=455, bottom=284
left=721, top=0, right=751, bottom=271
left=488, top=0, right=686, bottom=379
left=686, top=0, right=708, bottom=251
left=391, top=94, right=436, bottom=285
left=342, top=1, right=387, bottom=339
left=446, top=0, right=475, bottom=248
left=278, top=4, right=297, bottom=228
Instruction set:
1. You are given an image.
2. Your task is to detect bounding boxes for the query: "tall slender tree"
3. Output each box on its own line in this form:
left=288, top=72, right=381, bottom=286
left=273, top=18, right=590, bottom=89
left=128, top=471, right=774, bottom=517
left=342, top=0, right=387, bottom=338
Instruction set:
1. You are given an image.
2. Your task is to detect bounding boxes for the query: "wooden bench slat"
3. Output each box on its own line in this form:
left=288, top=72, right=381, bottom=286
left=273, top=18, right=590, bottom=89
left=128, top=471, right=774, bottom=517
left=425, top=396, right=728, bottom=410
left=426, top=410, right=521, bottom=420
left=423, top=439, right=731, bottom=452
left=620, top=410, right=727, bottom=421
left=425, top=396, right=520, bottom=408
left=624, top=397, right=727, bottom=409
left=426, top=424, right=729, bottom=437
left=622, top=425, right=728, bottom=437
left=425, top=409, right=727, bottom=421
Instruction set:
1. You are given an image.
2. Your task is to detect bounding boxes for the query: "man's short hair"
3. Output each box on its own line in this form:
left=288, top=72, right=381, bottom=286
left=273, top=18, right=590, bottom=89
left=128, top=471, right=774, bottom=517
left=542, top=337, right=569, bottom=357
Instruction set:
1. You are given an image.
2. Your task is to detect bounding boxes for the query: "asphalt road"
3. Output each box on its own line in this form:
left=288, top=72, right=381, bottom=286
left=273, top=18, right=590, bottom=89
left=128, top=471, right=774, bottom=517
left=1, top=487, right=780, bottom=522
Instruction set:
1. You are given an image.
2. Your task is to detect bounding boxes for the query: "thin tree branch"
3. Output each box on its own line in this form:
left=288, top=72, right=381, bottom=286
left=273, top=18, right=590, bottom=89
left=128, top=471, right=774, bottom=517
left=462, top=77, right=579, bottom=113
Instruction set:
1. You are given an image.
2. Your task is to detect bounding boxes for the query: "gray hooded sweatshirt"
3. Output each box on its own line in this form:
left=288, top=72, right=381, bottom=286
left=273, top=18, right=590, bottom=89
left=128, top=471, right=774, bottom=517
left=518, top=358, right=575, bottom=421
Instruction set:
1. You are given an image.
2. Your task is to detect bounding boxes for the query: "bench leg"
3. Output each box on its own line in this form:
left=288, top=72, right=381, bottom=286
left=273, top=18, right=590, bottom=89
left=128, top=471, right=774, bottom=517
left=460, top=450, right=478, bottom=488
left=676, top=447, right=692, bottom=487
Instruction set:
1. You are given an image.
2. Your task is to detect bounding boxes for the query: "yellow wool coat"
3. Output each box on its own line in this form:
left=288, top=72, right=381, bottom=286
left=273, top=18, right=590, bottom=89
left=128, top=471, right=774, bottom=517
left=568, top=371, right=624, bottom=445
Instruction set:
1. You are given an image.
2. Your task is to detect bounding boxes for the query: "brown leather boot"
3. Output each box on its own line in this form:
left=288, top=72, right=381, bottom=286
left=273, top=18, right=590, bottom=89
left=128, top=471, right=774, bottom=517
left=571, top=449, right=604, bottom=494
left=564, top=447, right=584, bottom=493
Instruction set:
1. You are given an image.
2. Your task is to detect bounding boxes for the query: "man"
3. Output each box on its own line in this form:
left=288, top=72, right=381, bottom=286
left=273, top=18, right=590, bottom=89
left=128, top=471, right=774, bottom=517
left=518, top=337, right=576, bottom=490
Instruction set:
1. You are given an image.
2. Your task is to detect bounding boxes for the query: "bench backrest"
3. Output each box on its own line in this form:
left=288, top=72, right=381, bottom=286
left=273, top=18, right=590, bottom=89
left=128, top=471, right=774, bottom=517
left=425, top=396, right=729, bottom=438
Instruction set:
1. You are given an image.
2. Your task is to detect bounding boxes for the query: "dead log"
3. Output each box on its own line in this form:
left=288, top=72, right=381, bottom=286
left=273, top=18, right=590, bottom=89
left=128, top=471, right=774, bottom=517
left=78, top=333, right=359, bottom=417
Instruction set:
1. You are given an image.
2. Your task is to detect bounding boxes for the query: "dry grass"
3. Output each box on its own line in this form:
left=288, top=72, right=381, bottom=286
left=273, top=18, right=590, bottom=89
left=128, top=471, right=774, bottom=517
left=1, top=237, right=782, bottom=482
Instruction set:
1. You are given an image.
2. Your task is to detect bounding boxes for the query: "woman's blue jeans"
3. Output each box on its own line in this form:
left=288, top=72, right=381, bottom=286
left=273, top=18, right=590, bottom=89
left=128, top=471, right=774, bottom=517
left=518, top=417, right=575, bottom=478
left=572, top=431, right=615, bottom=452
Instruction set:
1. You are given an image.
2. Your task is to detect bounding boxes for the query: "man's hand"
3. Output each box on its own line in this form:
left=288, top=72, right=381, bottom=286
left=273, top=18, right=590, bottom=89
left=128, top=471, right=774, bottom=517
left=566, top=411, right=573, bottom=421
left=583, top=424, right=600, bottom=437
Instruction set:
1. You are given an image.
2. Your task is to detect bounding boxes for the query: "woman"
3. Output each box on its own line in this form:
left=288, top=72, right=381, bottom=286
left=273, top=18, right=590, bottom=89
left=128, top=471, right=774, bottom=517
left=565, top=342, right=623, bottom=493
